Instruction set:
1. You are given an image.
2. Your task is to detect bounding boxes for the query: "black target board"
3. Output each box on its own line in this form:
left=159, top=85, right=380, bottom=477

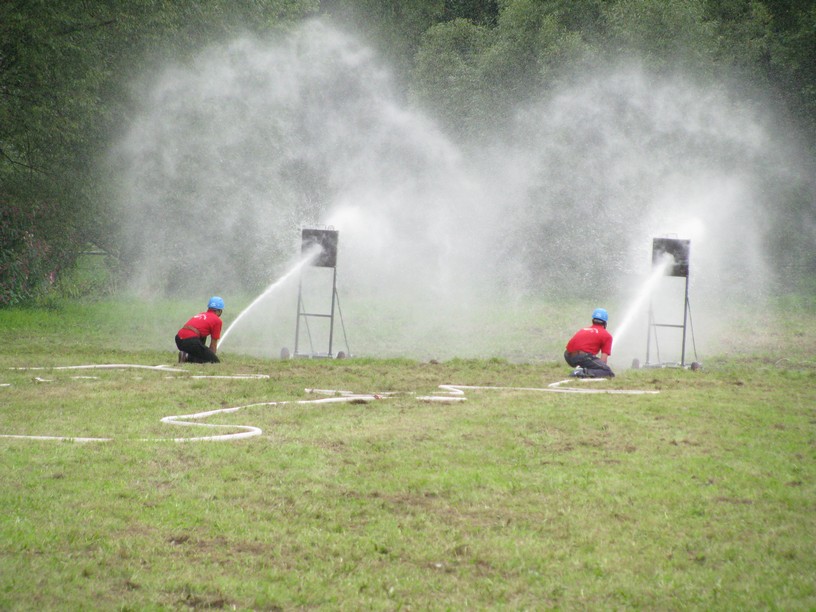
left=652, top=238, right=690, bottom=277
left=301, top=229, right=339, bottom=268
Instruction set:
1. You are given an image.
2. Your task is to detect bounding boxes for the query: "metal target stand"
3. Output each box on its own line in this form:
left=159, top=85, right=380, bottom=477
left=289, top=228, right=351, bottom=359
left=643, top=238, right=700, bottom=370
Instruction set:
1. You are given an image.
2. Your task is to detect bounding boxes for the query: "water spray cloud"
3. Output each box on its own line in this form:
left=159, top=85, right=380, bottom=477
left=113, top=20, right=809, bottom=360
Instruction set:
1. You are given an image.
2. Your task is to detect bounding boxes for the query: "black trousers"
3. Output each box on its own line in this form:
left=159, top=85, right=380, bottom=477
left=564, top=350, right=614, bottom=378
left=175, top=334, right=220, bottom=363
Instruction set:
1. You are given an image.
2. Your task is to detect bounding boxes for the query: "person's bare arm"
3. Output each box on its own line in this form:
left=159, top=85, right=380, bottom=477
left=600, top=353, right=609, bottom=363
left=210, top=338, right=219, bottom=354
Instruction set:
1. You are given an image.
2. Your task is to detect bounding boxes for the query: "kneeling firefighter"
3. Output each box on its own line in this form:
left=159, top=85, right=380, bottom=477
left=564, top=308, right=615, bottom=378
left=175, top=296, right=224, bottom=363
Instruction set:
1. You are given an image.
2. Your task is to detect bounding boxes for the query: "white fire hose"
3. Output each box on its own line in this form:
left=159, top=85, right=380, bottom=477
left=1, top=365, right=657, bottom=443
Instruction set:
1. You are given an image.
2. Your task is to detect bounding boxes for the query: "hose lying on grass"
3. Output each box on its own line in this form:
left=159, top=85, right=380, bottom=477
left=1, top=364, right=658, bottom=443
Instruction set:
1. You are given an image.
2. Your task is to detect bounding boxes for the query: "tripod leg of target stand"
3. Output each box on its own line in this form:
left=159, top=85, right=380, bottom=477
left=681, top=275, right=690, bottom=367
left=328, top=267, right=337, bottom=357
left=646, top=302, right=653, bottom=365
left=334, top=286, right=351, bottom=357
left=294, top=277, right=303, bottom=356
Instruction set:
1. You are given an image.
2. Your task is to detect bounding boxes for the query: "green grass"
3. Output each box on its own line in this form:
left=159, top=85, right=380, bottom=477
left=1, top=297, right=815, bottom=609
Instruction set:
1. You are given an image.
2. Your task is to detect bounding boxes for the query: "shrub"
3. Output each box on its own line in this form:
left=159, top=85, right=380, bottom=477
left=0, top=199, right=69, bottom=307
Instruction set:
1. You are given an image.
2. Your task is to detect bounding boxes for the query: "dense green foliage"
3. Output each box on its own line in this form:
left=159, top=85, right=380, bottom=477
left=1, top=0, right=814, bottom=304
left=0, top=0, right=319, bottom=304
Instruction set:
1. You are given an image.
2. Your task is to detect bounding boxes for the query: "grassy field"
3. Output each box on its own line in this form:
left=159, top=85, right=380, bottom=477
left=1, top=297, right=815, bottom=610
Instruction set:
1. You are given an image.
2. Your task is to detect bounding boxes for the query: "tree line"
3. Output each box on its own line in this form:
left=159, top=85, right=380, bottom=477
left=2, top=0, right=814, bottom=305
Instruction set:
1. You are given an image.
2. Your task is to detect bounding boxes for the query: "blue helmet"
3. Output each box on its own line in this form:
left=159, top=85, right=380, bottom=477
left=592, top=307, right=608, bottom=323
left=207, top=296, right=225, bottom=310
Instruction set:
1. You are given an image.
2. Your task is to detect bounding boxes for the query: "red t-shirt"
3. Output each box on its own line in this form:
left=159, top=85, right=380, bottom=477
left=177, top=310, right=223, bottom=341
left=566, top=323, right=613, bottom=356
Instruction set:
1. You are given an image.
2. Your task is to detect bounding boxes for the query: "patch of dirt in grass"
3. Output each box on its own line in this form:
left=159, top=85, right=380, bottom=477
left=176, top=591, right=232, bottom=610
left=183, top=534, right=279, bottom=559
left=714, top=497, right=754, bottom=505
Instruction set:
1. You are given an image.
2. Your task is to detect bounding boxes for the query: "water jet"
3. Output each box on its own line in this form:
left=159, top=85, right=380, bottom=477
left=219, top=249, right=319, bottom=348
